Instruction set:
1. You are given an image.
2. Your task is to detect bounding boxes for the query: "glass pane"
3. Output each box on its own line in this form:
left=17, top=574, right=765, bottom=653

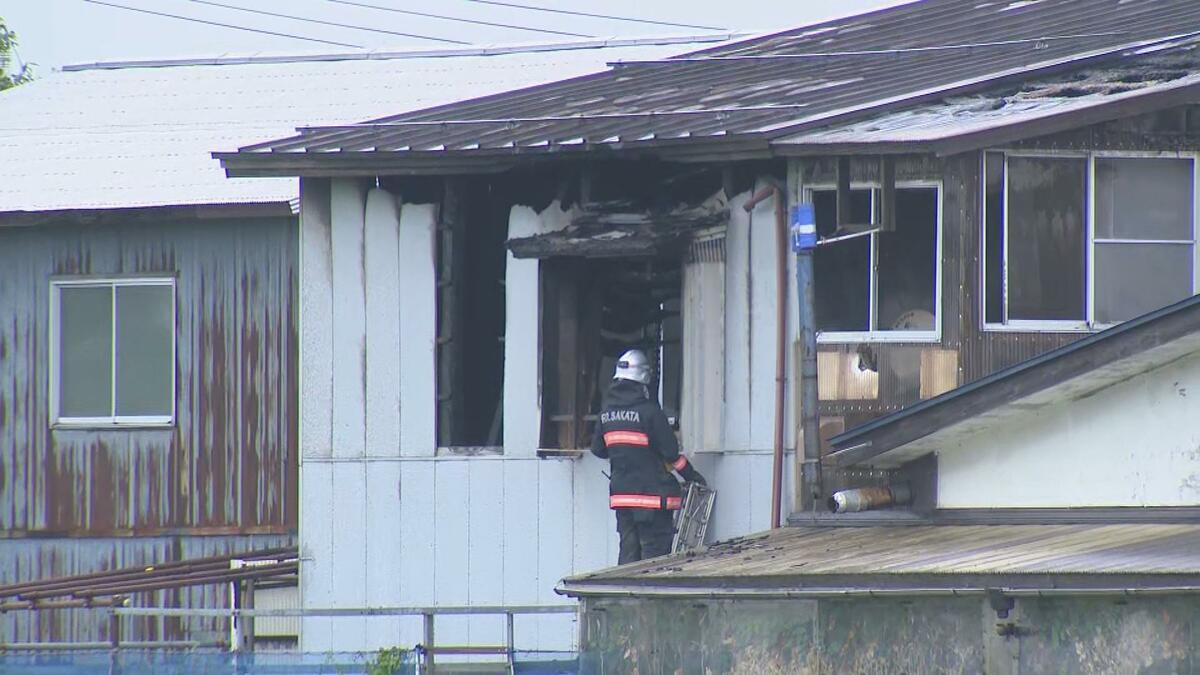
left=813, top=188, right=872, bottom=238
left=984, top=152, right=1005, bottom=324
left=1095, top=243, right=1193, bottom=323
left=1096, top=157, right=1193, bottom=240
left=58, top=286, right=113, bottom=418
left=815, top=234, right=870, bottom=332
left=1007, top=156, right=1087, bottom=321
left=115, top=284, right=174, bottom=417
left=878, top=188, right=938, bottom=331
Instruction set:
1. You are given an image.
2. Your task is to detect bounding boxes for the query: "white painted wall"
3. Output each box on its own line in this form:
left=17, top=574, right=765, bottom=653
left=298, top=179, right=800, bottom=653
left=938, top=351, right=1200, bottom=508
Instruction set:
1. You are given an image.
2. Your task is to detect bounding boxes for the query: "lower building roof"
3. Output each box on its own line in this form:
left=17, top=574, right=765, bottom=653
left=558, top=523, right=1200, bottom=598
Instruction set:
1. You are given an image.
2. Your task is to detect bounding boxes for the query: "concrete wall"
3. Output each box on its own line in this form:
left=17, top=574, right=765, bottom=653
left=937, top=351, right=1200, bottom=508
left=580, top=594, right=1200, bottom=674
left=297, top=178, right=798, bottom=652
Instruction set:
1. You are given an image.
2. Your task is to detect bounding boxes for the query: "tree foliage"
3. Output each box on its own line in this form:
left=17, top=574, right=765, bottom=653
left=0, top=18, right=33, bottom=91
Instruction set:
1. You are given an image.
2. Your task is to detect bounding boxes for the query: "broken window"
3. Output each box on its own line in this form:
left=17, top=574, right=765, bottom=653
left=813, top=185, right=941, bottom=338
left=52, top=278, right=175, bottom=425
left=540, top=258, right=682, bottom=450
left=983, top=153, right=1196, bottom=328
left=437, top=178, right=507, bottom=449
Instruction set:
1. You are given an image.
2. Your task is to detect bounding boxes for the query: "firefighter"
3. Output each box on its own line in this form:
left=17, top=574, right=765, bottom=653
left=591, top=349, right=707, bottom=564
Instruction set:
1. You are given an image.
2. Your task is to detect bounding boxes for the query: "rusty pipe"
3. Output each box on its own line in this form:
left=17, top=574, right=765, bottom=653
left=828, top=484, right=912, bottom=514
left=743, top=181, right=788, bottom=529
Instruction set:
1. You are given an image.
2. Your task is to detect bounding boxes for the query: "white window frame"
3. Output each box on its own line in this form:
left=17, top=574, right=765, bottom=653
left=807, top=180, right=944, bottom=344
left=49, top=276, right=177, bottom=428
left=981, top=150, right=1199, bottom=333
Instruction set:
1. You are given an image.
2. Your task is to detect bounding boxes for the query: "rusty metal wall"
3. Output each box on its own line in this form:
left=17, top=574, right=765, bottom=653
left=0, top=216, right=298, bottom=535
left=0, top=534, right=292, bottom=644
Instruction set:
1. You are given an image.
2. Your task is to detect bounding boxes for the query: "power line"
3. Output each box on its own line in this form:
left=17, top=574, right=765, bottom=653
left=185, top=0, right=471, bottom=45
left=322, top=0, right=594, bottom=39
left=458, top=0, right=727, bottom=32
left=81, top=0, right=364, bottom=49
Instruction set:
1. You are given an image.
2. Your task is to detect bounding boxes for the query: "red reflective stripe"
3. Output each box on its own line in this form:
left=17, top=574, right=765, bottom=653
left=671, top=455, right=689, bottom=471
left=604, top=430, right=650, bottom=447
left=609, top=494, right=682, bottom=510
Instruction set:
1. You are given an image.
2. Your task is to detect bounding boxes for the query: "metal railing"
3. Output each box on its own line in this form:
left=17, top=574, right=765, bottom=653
left=112, top=604, right=579, bottom=673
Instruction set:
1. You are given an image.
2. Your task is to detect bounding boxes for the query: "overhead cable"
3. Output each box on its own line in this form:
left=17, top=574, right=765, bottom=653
left=323, top=0, right=594, bottom=39
left=185, top=0, right=470, bottom=45
left=459, top=0, right=726, bottom=32
left=81, top=0, right=364, bottom=48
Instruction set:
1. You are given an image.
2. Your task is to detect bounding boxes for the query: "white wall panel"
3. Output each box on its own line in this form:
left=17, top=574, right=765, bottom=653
left=398, top=204, right=437, bottom=456
left=329, top=462, right=367, bottom=646
left=364, top=188, right=402, bottom=458
left=300, top=178, right=333, bottom=460
left=938, top=352, right=1200, bottom=508
left=330, top=179, right=367, bottom=459
left=433, top=461, right=471, bottom=649
left=748, top=181, right=780, bottom=452
left=724, top=191, right=753, bottom=451
left=298, top=462, right=333, bottom=651
left=503, top=206, right=543, bottom=456
left=364, top=461, right=403, bottom=649
left=467, top=460, right=506, bottom=646
left=572, top=453, right=617, bottom=574
left=535, top=459, right=576, bottom=652
left=397, top=461, right=436, bottom=647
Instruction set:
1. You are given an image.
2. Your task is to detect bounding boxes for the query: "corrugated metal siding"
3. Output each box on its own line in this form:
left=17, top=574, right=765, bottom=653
left=0, top=216, right=298, bottom=534
left=0, top=534, right=292, bottom=643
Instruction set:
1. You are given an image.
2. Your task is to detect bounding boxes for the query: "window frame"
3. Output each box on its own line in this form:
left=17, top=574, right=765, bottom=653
left=806, top=180, right=944, bottom=344
left=981, top=149, right=1199, bottom=333
left=49, top=276, right=177, bottom=428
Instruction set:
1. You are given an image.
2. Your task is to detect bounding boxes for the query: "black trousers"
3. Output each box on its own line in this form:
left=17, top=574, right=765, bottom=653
left=615, top=508, right=676, bottom=564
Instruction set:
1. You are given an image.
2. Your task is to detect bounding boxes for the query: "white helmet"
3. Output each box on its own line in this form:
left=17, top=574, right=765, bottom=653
left=614, top=349, right=652, bottom=385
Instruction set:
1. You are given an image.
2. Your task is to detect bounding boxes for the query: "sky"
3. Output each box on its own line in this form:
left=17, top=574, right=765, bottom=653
left=3, top=0, right=907, bottom=71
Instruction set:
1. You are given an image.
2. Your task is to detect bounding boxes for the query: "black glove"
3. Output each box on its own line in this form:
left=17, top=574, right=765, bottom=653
left=682, top=465, right=707, bottom=486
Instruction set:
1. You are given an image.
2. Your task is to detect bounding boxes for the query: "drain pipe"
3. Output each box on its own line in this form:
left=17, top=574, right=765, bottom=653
left=743, top=180, right=788, bottom=529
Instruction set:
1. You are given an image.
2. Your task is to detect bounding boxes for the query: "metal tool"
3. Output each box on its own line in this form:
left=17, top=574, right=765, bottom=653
left=672, top=482, right=716, bottom=553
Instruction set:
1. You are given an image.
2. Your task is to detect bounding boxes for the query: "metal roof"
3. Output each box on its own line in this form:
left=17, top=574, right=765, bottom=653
left=778, top=39, right=1200, bottom=154
left=0, top=36, right=733, bottom=214
left=559, top=524, right=1200, bottom=597
left=223, top=0, right=1200, bottom=175
left=828, top=293, right=1200, bottom=468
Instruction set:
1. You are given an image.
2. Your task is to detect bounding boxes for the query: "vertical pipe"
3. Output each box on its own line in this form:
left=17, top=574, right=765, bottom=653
left=771, top=189, right=788, bottom=529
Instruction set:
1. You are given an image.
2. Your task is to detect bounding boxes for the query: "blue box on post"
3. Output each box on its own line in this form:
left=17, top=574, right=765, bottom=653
left=790, top=203, right=817, bottom=252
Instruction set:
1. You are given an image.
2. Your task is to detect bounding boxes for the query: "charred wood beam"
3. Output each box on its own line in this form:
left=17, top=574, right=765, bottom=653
left=508, top=203, right=728, bottom=260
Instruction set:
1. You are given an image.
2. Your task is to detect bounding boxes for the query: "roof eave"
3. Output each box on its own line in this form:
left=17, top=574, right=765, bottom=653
left=826, top=294, right=1200, bottom=468
left=216, top=137, right=775, bottom=178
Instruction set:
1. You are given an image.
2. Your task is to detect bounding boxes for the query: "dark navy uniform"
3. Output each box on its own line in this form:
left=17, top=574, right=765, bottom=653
left=591, top=379, right=705, bottom=564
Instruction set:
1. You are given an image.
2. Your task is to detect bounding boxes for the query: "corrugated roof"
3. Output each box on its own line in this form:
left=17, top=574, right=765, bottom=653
left=0, top=37, right=734, bottom=214
left=223, top=0, right=1200, bottom=174
left=559, top=524, right=1200, bottom=596
left=777, top=39, right=1200, bottom=153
